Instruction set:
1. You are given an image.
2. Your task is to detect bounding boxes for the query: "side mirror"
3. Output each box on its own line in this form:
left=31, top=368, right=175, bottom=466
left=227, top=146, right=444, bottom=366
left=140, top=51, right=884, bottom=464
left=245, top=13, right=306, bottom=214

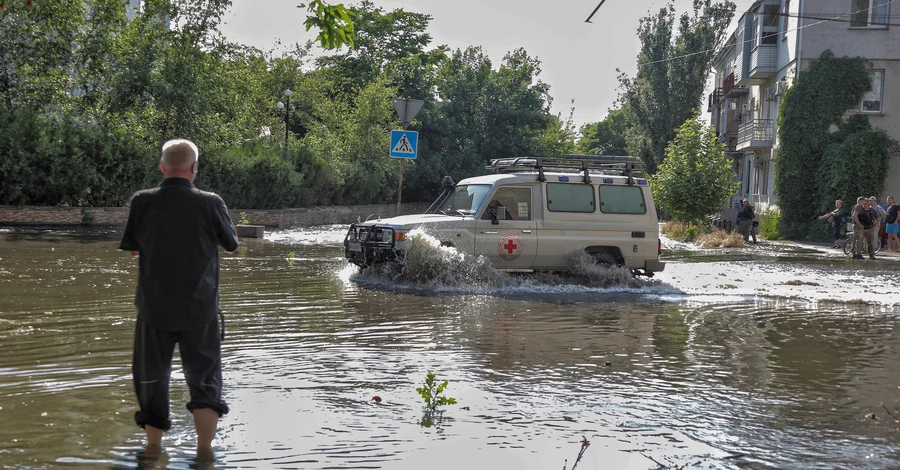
left=489, top=207, right=499, bottom=225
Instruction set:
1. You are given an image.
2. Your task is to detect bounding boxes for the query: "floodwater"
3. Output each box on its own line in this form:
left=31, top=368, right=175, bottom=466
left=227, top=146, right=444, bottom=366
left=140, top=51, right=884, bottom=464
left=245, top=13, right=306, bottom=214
left=2, top=227, right=900, bottom=469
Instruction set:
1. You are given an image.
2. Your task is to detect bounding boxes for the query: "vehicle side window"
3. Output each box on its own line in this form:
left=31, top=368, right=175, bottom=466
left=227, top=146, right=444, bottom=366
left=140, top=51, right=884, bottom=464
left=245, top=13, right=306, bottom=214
left=482, top=187, right=532, bottom=220
left=547, top=183, right=595, bottom=213
left=598, top=185, right=646, bottom=214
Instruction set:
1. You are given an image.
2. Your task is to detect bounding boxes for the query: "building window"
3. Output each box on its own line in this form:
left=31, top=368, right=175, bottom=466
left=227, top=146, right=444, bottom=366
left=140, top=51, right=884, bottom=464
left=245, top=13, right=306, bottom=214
left=850, top=0, right=890, bottom=27
left=859, top=71, right=884, bottom=112
left=782, top=0, right=791, bottom=37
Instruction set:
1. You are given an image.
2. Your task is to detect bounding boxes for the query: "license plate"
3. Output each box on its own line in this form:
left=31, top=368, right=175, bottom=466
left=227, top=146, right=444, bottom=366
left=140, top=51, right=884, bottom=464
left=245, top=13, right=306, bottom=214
left=348, top=241, right=362, bottom=252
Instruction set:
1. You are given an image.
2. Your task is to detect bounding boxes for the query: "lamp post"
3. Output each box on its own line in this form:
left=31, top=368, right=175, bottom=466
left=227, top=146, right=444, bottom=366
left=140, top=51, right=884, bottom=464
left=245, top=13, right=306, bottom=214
left=275, top=88, right=292, bottom=157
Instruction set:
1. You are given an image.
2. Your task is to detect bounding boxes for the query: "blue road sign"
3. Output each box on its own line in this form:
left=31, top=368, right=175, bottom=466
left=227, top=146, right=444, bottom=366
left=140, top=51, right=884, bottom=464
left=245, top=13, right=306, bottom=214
left=390, top=130, right=418, bottom=159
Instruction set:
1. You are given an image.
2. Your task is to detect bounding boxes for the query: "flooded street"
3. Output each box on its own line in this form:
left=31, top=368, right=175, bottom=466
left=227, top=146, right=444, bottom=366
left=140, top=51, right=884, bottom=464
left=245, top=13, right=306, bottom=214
left=2, top=227, right=900, bottom=469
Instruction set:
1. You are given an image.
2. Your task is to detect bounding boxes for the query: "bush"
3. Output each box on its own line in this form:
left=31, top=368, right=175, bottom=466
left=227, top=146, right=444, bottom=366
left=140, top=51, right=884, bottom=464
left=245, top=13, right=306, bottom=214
left=0, top=107, right=157, bottom=207
left=758, top=207, right=782, bottom=241
left=196, top=141, right=304, bottom=209
left=661, top=221, right=711, bottom=244
left=697, top=229, right=745, bottom=248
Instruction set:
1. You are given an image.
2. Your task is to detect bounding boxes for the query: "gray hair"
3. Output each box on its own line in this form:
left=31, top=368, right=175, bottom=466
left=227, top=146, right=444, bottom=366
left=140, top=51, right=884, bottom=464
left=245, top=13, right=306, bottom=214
left=161, top=139, right=199, bottom=170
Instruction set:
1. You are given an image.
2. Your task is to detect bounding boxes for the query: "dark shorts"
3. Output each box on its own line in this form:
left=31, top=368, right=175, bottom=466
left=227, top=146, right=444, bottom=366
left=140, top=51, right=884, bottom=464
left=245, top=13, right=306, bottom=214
left=132, top=316, right=228, bottom=430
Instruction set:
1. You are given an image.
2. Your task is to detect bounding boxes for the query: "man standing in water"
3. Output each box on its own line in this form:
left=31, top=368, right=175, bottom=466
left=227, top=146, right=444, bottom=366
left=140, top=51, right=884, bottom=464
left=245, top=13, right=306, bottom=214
left=119, top=139, right=239, bottom=459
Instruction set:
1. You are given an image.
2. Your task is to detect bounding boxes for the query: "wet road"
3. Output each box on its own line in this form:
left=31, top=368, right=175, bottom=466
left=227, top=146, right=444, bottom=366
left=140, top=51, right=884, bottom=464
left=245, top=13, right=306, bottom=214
left=1, top=227, right=900, bottom=469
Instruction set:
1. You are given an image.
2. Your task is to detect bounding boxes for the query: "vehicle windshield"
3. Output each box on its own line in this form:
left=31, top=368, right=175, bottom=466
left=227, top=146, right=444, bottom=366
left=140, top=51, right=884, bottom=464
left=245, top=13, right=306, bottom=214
left=437, top=184, right=491, bottom=216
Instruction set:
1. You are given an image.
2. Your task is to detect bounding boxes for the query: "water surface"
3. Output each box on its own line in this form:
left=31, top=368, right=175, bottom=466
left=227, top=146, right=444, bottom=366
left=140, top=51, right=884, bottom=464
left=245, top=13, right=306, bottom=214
left=1, top=227, right=900, bottom=469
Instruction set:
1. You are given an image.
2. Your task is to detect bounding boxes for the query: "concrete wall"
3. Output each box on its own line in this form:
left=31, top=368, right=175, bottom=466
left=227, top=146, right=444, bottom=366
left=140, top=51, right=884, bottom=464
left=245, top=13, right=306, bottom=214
left=0, top=203, right=430, bottom=229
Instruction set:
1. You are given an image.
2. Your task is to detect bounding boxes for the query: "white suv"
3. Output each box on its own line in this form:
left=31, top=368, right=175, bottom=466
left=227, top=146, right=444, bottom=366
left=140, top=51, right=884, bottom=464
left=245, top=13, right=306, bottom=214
left=344, top=157, right=665, bottom=276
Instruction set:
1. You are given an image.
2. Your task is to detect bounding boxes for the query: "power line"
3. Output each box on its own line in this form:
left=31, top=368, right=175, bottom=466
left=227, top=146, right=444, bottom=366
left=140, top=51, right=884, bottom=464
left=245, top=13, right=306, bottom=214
left=585, top=0, right=607, bottom=24
left=780, top=11, right=900, bottom=27
left=628, top=0, right=900, bottom=67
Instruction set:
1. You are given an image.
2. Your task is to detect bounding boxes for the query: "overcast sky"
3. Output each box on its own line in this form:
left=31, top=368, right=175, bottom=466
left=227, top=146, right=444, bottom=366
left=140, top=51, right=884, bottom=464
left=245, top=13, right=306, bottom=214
left=219, top=0, right=757, bottom=128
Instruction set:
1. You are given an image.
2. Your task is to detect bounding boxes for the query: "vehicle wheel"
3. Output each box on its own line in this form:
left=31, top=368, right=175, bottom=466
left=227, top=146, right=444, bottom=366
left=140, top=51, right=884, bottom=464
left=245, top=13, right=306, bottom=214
left=843, top=238, right=853, bottom=255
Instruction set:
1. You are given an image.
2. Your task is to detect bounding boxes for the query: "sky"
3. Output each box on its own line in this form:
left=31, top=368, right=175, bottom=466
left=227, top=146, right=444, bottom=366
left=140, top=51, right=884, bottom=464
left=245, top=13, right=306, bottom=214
left=219, top=0, right=758, bottom=129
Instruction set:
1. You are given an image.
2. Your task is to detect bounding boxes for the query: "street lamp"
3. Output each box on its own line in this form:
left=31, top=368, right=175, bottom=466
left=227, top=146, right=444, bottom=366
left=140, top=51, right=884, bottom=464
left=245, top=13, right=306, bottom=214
left=276, top=88, right=292, bottom=157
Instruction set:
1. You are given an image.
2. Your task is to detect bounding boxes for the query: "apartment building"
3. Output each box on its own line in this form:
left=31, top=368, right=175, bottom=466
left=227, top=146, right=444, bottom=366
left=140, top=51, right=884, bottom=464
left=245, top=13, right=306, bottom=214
left=708, top=0, right=899, bottom=217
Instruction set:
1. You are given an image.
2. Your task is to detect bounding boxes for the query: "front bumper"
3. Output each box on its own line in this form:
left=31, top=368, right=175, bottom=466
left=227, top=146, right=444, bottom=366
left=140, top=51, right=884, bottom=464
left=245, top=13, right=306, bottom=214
left=344, top=224, right=403, bottom=267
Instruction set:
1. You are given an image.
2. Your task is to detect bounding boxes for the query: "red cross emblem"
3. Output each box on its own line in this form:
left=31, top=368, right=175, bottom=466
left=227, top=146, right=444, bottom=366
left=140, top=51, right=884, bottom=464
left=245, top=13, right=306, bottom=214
left=498, top=233, right=523, bottom=260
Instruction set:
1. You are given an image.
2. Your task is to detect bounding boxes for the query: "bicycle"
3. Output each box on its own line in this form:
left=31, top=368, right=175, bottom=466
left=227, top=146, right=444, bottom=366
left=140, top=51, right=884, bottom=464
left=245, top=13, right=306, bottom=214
left=843, top=224, right=881, bottom=255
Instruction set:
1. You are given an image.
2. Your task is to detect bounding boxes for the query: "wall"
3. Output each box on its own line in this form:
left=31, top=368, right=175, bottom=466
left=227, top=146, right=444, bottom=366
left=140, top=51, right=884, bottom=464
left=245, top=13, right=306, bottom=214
left=0, top=203, right=430, bottom=229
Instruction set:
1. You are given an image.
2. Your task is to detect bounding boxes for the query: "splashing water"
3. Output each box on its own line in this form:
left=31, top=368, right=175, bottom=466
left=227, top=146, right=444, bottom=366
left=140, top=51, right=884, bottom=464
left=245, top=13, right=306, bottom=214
left=354, top=229, right=652, bottom=292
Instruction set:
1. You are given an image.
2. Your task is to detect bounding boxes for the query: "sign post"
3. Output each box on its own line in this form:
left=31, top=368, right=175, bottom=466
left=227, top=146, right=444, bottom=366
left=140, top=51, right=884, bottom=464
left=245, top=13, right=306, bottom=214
left=391, top=98, right=423, bottom=215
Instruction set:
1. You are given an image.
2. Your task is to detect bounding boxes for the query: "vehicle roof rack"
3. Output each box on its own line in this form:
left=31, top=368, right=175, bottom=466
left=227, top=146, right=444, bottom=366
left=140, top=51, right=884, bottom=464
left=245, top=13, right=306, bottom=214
left=487, top=155, right=645, bottom=185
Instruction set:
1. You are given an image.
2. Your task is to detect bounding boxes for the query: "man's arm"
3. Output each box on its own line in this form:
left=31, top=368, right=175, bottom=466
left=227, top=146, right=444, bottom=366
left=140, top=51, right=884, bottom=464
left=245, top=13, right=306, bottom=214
left=119, top=195, right=141, bottom=254
left=213, top=196, right=239, bottom=252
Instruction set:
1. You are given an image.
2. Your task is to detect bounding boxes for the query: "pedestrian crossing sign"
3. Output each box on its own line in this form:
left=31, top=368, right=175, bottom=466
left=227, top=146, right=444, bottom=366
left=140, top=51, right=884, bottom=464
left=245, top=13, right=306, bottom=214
left=390, top=130, right=418, bottom=159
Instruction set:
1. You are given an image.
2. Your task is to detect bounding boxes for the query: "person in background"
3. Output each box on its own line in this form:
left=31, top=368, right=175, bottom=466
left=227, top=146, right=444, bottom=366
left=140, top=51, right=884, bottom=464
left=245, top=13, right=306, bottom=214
left=818, top=199, right=846, bottom=249
left=119, top=139, right=239, bottom=461
left=885, top=196, right=900, bottom=252
left=851, top=196, right=877, bottom=260
left=738, top=198, right=755, bottom=244
left=870, top=196, right=887, bottom=251
left=731, top=199, right=741, bottom=233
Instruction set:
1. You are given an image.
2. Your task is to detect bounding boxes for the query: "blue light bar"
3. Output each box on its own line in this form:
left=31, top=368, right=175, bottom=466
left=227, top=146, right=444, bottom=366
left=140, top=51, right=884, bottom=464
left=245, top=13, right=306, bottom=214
left=637, top=178, right=647, bottom=185
left=603, top=178, right=613, bottom=184
left=559, top=175, right=569, bottom=182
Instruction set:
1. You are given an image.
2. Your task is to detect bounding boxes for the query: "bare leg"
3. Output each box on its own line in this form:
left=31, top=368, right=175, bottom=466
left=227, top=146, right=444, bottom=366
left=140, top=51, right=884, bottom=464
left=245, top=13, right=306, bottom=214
left=145, top=425, right=164, bottom=450
left=193, top=408, right=219, bottom=454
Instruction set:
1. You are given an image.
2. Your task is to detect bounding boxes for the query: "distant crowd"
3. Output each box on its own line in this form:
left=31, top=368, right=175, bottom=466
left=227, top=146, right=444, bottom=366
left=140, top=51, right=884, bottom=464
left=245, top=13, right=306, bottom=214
left=818, top=196, right=900, bottom=260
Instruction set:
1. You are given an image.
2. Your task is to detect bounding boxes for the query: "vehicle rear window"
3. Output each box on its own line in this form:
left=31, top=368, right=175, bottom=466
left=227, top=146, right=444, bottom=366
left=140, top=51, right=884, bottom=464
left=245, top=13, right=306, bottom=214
left=546, top=183, right=595, bottom=212
left=599, top=185, right=646, bottom=214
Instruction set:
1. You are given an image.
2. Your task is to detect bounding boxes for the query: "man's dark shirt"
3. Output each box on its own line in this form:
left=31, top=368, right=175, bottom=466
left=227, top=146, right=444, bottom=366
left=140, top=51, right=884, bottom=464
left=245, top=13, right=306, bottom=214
left=887, top=205, right=900, bottom=224
left=119, top=178, right=238, bottom=331
left=738, top=204, right=754, bottom=220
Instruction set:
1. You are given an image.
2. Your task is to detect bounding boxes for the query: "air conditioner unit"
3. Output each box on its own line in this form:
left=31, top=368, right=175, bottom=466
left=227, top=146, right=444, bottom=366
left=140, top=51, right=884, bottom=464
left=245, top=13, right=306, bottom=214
left=775, top=81, right=787, bottom=96
left=765, top=86, right=776, bottom=101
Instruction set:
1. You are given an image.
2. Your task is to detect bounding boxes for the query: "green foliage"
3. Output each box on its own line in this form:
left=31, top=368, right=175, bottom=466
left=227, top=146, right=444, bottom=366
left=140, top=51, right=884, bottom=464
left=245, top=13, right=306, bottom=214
left=576, top=105, right=631, bottom=155
left=299, top=0, right=357, bottom=49
left=618, top=0, right=736, bottom=174
left=758, top=207, right=782, bottom=241
left=1, top=0, right=576, bottom=209
left=649, top=113, right=739, bottom=224
left=237, top=212, right=249, bottom=225
left=0, top=106, right=157, bottom=206
left=415, top=371, right=457, bottom=423
left=195, top=141, right=304, bottom=210
left=775, top=50, right=893, bottom=239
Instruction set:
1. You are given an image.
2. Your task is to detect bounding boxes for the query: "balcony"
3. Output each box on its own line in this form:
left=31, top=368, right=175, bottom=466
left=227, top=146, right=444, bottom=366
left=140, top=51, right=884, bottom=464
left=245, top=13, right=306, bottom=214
left=737, top=119, right=774, bottom=150
left=720, top=132, right=739, bottom=155
left=747, top=26, right=779, bottom=83
left=707, top=88, right=723, bottom=112
left=723, top=72, right=748, bottom=97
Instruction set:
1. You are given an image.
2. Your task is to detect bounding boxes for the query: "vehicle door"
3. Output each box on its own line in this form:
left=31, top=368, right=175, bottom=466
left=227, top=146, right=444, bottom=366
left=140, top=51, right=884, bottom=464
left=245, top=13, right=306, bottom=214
left=474, top=185, right=538, bottom=269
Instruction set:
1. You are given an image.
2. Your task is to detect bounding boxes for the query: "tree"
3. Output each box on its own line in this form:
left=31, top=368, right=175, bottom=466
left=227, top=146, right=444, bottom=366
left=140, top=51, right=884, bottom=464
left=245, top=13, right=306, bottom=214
left=649, top=112, right=738, bottom=224
left=298, top=0, right=357, bottom=50
left=576, top=104, right=631, bottom=155
left=618, top=0, right=735, bottom=174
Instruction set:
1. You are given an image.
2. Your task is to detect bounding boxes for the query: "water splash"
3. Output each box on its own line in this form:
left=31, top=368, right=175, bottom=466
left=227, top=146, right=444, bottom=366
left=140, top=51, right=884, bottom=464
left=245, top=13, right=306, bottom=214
left=353, top=229, right=653, bottom=292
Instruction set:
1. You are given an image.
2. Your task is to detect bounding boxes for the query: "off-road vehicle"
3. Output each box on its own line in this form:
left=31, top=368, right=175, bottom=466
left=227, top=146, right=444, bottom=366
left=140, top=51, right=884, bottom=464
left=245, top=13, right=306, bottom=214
left=343, top=156, right=665, bottom=276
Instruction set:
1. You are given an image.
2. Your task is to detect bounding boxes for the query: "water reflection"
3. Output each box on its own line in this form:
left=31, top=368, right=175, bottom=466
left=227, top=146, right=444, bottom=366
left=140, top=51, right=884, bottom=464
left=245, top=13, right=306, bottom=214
left=2, top=228, right=900, bottom=469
